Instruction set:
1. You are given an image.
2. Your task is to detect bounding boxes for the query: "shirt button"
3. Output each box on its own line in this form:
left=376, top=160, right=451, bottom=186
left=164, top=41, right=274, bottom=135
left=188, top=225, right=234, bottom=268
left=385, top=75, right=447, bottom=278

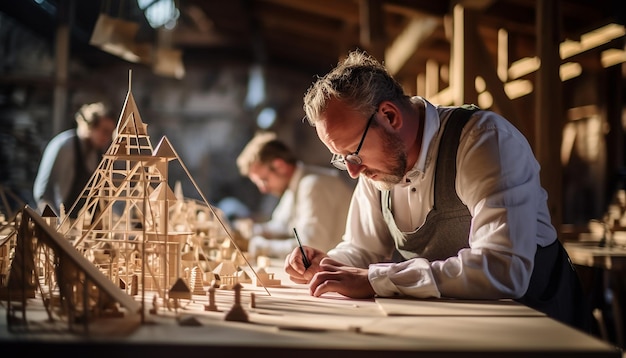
left=411, top=188, right=416, bottom=192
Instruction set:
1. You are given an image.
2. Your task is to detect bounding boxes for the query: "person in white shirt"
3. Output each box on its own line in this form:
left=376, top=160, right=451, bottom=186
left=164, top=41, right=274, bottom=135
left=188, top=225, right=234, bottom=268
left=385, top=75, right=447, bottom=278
left=236, top=131, right=353, bottom=259
left=283, top=50, right=591, bottom=331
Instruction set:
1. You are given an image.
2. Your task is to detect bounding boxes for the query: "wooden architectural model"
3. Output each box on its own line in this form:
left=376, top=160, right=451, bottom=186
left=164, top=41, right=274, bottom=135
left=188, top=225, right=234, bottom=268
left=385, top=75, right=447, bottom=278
left=0, top=72, right=268, bottom=330
left=255, top=267, right=281, bottom=287
left=0, top=186, right=25, bottom=288
left=1, top=206, right=141, bottom=332
left=58, top=74, right=264, bottom=305
left=0, top=184, right=25, bottom=222
left=223, top=283, right=248, bottom=322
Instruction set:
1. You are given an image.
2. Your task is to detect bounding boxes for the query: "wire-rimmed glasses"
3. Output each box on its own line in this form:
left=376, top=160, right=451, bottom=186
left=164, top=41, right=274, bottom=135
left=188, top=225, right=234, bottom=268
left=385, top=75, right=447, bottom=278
left=330, top=110, right=377, bottom=170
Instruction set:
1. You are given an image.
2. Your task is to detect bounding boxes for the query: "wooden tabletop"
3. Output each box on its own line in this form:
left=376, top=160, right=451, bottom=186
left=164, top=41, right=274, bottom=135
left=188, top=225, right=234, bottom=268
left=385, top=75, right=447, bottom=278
left=0, top=268, right=622, bottom=358
left=564, top=240, right=626, bottom=270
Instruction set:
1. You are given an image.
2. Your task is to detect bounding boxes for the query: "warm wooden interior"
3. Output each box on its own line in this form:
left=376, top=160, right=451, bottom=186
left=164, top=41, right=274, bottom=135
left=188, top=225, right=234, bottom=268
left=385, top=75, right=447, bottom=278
left=0, top=0, right=625, bottom=353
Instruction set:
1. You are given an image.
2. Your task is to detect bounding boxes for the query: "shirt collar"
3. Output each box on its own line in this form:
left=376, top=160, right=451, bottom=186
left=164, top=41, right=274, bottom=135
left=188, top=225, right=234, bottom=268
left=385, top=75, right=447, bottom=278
left=288, top=161, right=304, bottom=192
left=403, top=96, right=440, bottom=182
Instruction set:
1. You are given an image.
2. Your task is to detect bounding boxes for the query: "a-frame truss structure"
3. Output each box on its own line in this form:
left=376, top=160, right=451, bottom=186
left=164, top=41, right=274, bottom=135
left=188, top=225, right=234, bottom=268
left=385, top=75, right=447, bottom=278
left=55, top=72, right=266, bottom=306
left=0, top=72, right=267, bottom=331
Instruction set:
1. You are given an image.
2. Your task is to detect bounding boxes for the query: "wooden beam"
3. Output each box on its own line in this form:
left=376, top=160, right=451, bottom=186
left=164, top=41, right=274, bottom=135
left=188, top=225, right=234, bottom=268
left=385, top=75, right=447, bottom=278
left=53, top=0, right=72, bottom=135
left=464, top=13, right=526, bottom=134
left=560, top=24, right=625, bottom=59
left=535, top=0, right=563, bottom=229
left=605, top=64, right=624, bottom=199
left=338, top=22, right=361, bottom=59
left=381, top=0, right=449, bottom=18
left=497, top=28, right=509, bottom=82
left=425, top=59, right=439, bottom=98
left=258, top=6, right=348, bottom=43
left=359, top=0, right=386, bottom=61
left=416, top=72, right=426, bottom=96
left=566, top=104, right=599, bottom=122
left=259, top=0, right=360, bottom=24
left=450, top=4, right=478, bottom=106
left=172, top=24, right=232, bottom=47
left=429, top=86, right=453, bottom=106
left=504, top=79, right=533, bottom=99
left=385, top=17, right=439, bottom=76
left=400, top=76, right=417, bottom=96
left=456, top=0, right=496, bottom=10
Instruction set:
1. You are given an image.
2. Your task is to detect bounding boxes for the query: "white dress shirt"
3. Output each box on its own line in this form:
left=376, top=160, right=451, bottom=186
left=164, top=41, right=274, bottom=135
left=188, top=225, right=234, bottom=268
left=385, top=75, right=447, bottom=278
left=328, top=97, right=557, bottom=299
left=252, top=162, right=354, bottom=258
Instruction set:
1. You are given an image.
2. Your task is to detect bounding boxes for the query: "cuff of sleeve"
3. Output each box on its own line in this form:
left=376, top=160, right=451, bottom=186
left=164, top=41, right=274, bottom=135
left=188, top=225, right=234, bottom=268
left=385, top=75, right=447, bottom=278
left=368, top=259, right=441, bottom=298
left=369, top=263, right=401, bottom=297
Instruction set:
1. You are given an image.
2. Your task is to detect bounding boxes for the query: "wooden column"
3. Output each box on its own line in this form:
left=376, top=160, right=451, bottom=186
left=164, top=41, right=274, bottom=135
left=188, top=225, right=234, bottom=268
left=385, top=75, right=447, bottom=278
left=359, top=0, right=386, bottom=62
left=605, top=64, right=625, bottom=202
left=425, top=60, right=440, bottom=99
left=450, top=4, right=478, bottom=106
left=463, top=12, right=525, bottom=134
left=535, top=0, right=563, bottom=229
left=53, top=0, right=72, bottom=135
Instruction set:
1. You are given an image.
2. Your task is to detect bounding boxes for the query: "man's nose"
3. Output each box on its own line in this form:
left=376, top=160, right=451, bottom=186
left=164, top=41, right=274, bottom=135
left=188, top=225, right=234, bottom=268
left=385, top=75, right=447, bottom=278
left=346, top=161, right=363, bottom=179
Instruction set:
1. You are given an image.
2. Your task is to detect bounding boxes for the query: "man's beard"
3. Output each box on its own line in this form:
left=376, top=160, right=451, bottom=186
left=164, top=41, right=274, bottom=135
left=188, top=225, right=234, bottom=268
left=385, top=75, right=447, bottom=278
left=362, top=128, right=407, bottom=191
left=367, top=176, right=399, bottom=191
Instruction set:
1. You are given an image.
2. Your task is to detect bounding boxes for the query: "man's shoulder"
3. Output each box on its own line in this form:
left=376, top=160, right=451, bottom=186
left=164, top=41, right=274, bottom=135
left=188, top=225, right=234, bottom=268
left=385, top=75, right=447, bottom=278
left=433, top=105, right=519, bottom=136
left=300, top=163, right=337, bottom=176
left=299, top=165, right=349, bottom=186
left=51, top=129, right=76, bottom=143
left=44, top=129, right=77, bottom=152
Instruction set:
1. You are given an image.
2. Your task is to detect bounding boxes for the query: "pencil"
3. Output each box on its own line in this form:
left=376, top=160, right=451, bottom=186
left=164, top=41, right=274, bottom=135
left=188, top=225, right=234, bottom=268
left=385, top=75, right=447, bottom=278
left=293, top=227, right=311, bottom=269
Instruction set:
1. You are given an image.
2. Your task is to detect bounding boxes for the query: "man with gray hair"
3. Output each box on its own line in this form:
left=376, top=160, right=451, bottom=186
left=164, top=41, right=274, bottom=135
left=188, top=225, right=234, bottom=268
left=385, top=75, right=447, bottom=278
left=236, top=131, right=353, bottom=260
left=33, top=102, right=116, bottom=218
left=284, top=49, right=590, bottom=332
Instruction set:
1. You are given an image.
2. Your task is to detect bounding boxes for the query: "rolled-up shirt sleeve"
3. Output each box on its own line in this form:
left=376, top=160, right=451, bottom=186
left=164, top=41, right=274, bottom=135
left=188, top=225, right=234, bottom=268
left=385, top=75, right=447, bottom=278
left=369, top=259, right=440, bottom=298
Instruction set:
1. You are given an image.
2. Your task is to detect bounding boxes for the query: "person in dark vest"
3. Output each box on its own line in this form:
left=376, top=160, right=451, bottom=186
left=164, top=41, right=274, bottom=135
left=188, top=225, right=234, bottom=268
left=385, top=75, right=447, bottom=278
left=283, top=49, right=591, bottom=332
left=33, top=102, right=116, bottom=218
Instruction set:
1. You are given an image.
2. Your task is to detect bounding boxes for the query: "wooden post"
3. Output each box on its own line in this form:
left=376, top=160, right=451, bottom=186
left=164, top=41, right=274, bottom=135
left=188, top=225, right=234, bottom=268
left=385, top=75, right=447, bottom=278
left=450, top=4, right=478, bottom=106
left=534, top=0, right=563, bottom=229
left=359, top=0, right=386, bottom=62
left=52, top=0, right=72, bottom=135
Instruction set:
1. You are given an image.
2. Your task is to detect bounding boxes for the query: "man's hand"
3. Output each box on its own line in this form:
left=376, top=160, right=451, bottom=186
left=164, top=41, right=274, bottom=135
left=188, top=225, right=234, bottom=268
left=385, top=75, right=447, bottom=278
left=309, top=257, right=375, bottom=299
left=284, top=245, right=326, bottom=284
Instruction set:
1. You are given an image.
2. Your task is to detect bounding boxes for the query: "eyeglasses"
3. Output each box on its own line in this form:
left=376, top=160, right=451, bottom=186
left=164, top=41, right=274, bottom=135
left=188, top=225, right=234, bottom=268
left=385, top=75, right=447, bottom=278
left=330, top=110, right=376, bottom=170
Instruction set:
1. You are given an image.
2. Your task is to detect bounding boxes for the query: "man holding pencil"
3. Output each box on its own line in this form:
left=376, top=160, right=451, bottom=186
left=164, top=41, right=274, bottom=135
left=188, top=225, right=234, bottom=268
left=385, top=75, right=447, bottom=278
left=283, top=50, right=590, bottom=332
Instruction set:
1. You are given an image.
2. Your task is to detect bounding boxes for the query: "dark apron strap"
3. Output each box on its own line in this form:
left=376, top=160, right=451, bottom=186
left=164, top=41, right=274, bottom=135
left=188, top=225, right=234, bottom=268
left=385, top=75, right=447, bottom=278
left=66, top=133, right=91, bottom=218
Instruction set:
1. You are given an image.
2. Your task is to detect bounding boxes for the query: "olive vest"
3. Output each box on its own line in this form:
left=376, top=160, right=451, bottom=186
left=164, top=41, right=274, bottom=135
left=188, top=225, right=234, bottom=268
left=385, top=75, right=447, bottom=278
left=381, top=105, right=478, bottom=261
left=380, top=105, right=591, bottom=331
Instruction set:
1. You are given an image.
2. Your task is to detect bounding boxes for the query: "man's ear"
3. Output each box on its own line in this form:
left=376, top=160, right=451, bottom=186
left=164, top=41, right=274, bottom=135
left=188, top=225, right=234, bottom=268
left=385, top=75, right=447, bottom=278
left=379, top=101, right=402, bottom=130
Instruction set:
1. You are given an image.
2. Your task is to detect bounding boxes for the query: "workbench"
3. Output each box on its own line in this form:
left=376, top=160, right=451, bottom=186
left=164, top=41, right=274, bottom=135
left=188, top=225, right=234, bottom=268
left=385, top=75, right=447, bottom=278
left=0, top=265, right=621, bottom=358
left=565, top=238, right=626, bottom=348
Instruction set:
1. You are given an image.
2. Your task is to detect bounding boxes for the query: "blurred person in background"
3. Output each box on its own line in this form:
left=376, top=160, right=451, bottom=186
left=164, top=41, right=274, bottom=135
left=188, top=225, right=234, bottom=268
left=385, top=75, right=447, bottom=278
left=33, top=102, right=116, bottom=218
left=236, top=131, right=353, bottom=260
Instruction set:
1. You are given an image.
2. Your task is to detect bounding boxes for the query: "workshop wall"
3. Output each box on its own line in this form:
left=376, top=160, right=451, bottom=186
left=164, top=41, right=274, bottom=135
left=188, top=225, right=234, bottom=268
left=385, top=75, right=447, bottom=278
left=0, top=13, right=350, bottom=222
